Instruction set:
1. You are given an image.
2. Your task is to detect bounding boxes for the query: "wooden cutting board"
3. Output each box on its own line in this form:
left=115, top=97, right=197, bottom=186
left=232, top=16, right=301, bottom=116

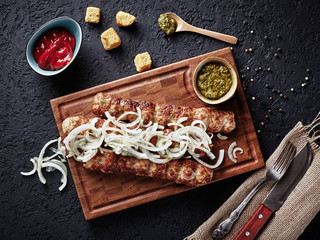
left=51, top=47, right=264, bottom=220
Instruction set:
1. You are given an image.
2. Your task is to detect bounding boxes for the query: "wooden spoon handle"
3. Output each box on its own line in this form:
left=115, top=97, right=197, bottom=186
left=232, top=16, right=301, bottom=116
left=183, top=24, right=238, bottom=44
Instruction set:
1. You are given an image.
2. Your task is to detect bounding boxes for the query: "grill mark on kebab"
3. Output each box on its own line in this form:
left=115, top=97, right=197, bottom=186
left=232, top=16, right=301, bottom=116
left=92, top=93, right=235, bottom=133
left=62, top=116, right=213, bottom=186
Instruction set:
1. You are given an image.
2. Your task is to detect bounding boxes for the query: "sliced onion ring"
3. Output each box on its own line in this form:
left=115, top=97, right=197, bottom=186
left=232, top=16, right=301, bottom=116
left=233, top=147, right=244, bottom=159
left=190, top=149, right=224, bottom=169
left=37, top=139, right=59, bottom=184
left=21, top=158, right=37, bottom=176
left=42, top=161, right=67, bottom=191
left=21, top=137, right=67, bottom=191
left=228, top=141, right=237, bottom=163
left=217, top=133, right=228, bottom=140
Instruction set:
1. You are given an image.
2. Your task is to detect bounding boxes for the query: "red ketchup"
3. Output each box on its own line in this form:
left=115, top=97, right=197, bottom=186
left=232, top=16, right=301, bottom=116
left=33, top=27, right=76, bottom=71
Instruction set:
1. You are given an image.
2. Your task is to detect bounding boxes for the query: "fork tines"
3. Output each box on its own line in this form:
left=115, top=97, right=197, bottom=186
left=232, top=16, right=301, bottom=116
left=273, top=141, right=296, bottom=174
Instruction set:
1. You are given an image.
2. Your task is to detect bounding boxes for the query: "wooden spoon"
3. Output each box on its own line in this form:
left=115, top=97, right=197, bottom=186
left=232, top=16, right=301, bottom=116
left=166, top=12, right=238, bottom=44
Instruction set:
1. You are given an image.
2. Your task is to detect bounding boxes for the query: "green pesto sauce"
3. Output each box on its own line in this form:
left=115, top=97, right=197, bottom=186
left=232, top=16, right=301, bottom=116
left=197, top=62, right=233, bottom=100
left=158, top=14, right=176, bottom=35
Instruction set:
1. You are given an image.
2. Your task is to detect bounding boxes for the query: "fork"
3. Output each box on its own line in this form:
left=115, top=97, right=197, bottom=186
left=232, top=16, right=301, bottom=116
left=212, top=141, right=296, bottom=240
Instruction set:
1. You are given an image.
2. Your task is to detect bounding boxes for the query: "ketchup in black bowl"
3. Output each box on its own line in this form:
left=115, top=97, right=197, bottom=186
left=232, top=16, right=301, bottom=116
left=33, top=27, right=76, bottom=71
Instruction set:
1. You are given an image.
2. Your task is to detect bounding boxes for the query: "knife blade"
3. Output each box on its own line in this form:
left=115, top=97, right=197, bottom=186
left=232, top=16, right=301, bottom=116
left=233, top=142, right=312, bottom=240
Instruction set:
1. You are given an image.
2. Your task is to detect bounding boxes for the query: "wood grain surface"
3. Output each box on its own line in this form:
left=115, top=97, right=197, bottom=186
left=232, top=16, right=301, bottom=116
left=233, top=204, right=274, bottom=240
left=50, top=47, right=264, bottom=220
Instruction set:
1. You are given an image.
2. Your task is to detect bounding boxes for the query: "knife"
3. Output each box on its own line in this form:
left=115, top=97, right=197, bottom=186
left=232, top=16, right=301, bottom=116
left=233, top=142, right=312, bottom=240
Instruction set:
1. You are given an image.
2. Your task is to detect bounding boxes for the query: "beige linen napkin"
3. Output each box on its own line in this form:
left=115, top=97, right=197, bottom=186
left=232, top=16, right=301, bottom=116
left=185, top=113, right=320, bottom=240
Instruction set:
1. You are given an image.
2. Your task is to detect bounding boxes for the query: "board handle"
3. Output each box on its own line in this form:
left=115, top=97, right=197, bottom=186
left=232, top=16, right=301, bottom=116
left=233, top=204, right=273, bottom=240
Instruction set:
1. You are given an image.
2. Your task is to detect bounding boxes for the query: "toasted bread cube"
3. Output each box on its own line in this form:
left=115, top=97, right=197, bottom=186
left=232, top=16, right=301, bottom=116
left=116, top=11, right=136, bottom=27
left=85, top=7, right=100, bottom=23
left=134, top=52, right=152, bottom=72
left=101, top=28, right=121, bottom=50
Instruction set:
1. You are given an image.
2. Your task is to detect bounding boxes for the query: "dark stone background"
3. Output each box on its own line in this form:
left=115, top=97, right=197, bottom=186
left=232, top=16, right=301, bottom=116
left=0, top=0, right=319, bottom=239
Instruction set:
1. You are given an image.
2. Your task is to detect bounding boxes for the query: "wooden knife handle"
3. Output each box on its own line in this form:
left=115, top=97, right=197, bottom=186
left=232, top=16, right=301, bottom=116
left=233, top=204, right=273, bottom=240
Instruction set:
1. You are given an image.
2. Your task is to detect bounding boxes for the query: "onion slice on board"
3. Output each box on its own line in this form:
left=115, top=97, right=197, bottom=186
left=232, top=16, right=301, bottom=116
left=233, top=147, right=244, bottom=159
left=228, top=141, right=238, bottom=163
left=217, top=133, right=228, bottom=140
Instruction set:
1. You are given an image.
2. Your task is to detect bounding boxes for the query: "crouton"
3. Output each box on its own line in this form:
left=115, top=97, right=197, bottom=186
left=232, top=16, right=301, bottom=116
left=101, top=28, right=121, bottom=50
left=116, top=11, right=136, bottom=27
left=85, top=7, right=100, bottom=23
left=134, top=52, right=152, bottom=72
